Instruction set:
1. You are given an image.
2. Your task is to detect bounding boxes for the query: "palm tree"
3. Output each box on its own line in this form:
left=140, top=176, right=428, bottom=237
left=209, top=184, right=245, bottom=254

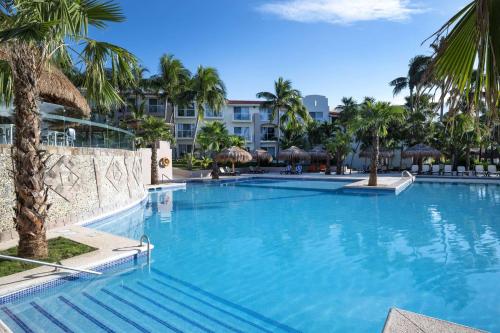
left=428, top=0, right=500, bottom=115
left=154, top=54, right=191, bottom=123
left=187, top=66, right=227, bottom=159
left=353, top=100, right=405, bottom=186
left=139, top=116, right=174, bottom=185
left=0, top=0, right=137, bottom=259
left=389, top=55, right=431, bottom=111
left=326, top=129, right=352, bottom=175
left=257, top=77, right=301, bottom=156
left=280, top=95, right=312, bottom=129
left=197, top=121, right=230, bottom=179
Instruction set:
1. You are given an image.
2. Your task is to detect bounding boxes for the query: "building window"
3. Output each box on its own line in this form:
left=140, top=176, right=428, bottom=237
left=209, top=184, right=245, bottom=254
left=148, top=98, right=165, bottom=114
left=205, top=106, right=222, bottom=118
left=177, top=144, right=193, bottom=157
left=261, top=126, right=276, bottom=141
left=177, top=123, right=195, bottom=138
left=178, top=103, right=195, bottom=117
left=234, top=107, right=251, bottom=121
left=260, top=108, right=272, bottom=122
left=310, top=112, right=324, bottom=121
left=234, top=127, right=251, bottom=141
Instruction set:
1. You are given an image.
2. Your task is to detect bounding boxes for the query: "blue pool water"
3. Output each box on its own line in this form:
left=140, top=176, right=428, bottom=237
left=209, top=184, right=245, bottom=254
left=1, top=179, right=499, bottom=332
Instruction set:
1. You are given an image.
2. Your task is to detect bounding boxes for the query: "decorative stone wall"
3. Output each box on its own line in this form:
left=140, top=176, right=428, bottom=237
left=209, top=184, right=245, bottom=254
left=0, top=145, right=145, bottom=240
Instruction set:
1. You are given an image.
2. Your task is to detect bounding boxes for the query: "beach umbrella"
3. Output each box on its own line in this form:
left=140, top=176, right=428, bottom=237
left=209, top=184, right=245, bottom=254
left=216, top=146, right=253, bottom=173
left=252, top=149, right=273, bottom=166
left=403, top=144, right=441, bottom=173
left=278, top=146, right=311, bottom=166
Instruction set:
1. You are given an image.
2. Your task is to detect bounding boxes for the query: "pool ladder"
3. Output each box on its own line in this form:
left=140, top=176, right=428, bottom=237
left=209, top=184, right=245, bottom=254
left=139, top=234, right=151, bottom=267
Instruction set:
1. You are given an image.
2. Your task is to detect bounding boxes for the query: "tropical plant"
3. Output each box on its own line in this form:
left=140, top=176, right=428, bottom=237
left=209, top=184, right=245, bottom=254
left=153, top=54, right=191, bottom=123
left=229, top=135, right=246, bottom=148
left=186, top=66, right=226, bottom=163
left=326, top=129, right=352, bottom=175
left=353, top=100, right=405, bottom=186
left=257, top=77, right=302, bottom=155
left=280, top=95, right=312, bottom=129
left=196, top=121, right=230, bottom=178
left=0, top=0, right=137, bottom=259
left=428, top=0, right=500, bottom=116
left=389, top=55, right=431, bottom=111
left=138, top=116, right=174, bottom=185
left=279, top=123, right=307, bottom=149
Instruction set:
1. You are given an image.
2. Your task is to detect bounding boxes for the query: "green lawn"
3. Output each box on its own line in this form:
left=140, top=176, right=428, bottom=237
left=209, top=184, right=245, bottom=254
left=0, top=237, right=97, bottom=277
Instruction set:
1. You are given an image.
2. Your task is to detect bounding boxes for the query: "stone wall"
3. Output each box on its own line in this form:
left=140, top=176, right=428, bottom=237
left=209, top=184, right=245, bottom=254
left=0, top=145, right=146, bottom=240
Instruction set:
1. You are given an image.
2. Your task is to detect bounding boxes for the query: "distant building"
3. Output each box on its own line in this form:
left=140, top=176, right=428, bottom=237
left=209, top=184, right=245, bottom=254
left=302, top=95, right=330, bottom=122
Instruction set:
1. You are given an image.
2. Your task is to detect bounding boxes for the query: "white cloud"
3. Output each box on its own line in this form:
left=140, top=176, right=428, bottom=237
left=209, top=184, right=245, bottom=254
left=258, top=0, right=425, bottom=25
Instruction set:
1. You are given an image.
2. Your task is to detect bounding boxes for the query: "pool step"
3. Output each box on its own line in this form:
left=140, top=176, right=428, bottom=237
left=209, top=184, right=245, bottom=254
left=1, top=270, right=301, bottom=333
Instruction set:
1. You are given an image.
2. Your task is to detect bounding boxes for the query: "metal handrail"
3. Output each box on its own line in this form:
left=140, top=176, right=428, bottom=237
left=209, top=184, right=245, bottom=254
left=0, top=254, right=102, bottom=275
left=139, top=234, right=151, bottom=266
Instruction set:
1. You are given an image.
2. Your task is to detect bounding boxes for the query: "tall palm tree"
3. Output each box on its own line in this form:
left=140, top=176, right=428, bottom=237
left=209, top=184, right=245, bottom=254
left=428, top=0, right=500, bottom=116
left=139, top=116, right=174, bottom=185
left=0, top=0, right=137, bottom=259
left=280, top=95, right=312, bottom=129
left=257, top=77, right=301, bottom=156
left=188, top=66, right=227, bottom=158
left=353, top=100, right=405, bottom=186
left=389, top=55, right=431, bottom=111
left=154, top=54, right=191, bottom=123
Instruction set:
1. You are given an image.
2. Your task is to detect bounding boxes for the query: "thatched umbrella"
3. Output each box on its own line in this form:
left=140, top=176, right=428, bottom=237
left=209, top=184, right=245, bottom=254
left=309, top=145, right=331, bottom=162
left=252, top=149, right=273, bottom=166
left=359, top=147, right=395, bottom=158
left=216, top=146, right=253, bottom=173
left=279, top=146, right=310, bottom=171
left=403, top=144, right=441, bottom=173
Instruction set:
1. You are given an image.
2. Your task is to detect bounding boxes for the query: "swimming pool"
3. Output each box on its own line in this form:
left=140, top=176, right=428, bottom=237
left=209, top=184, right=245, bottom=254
left=1, top=179, right=499, bottom=332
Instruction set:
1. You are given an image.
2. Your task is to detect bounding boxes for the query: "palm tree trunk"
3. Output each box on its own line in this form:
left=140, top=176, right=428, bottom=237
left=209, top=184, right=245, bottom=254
left=189, top=116, right=200, bottom=169
left=465, top=143, right=471, bottom=171
left=409, top=88, right=414, bottom=112
left=211, top=159, right=219, bottom=179
left=325, top=155, right=331, bottom=175
left=276, top=108, right=281, bottom=160
left=151, top=142, right=158, bottom=185
left=336, top=151, right=342, bottom=175
left=368, top=135, right=379, bottom=186
left=11, top=44, right=49, bottom=259
left=164, top=96, right=169, bottom=122
left=399, top=145, right=404, bottom=171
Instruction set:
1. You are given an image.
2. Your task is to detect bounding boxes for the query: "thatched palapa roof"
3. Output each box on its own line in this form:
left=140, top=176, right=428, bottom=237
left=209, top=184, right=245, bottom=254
left=216, top=146, right=253, bottom=164
left=359, top=147, right=395, bottom=158
left=252, top=149, right=273, bottom=163
left=39, top=66, right=91, bottom=116
left=308, top=145, right=332, bottom=162
left=402, top=144, right=441, bottom=158
left=279, top=146, right=310, bottom=162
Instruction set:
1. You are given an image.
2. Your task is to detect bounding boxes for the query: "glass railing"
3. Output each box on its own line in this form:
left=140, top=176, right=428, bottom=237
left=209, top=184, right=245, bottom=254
left=0, top=102, right=135, bottom=150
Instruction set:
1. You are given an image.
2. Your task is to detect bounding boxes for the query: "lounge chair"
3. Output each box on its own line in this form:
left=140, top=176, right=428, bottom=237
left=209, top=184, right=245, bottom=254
left=219, top=167, right=228, bottom=176
left=249, top=166, right=265, bottom=174
left=475, top=165, right=486, bottom=177
left=280, top=165, right=291, bottom=175
left=422, top=164, right=431, bottom=174
left=487, top=165, right=499, bottom=177
left=443, top=165, right=453, bottom=175
left=410, top=165, right=418, bottom=174
left=225, top=166, right=240, bottom=176
left=295, top=164, right=303, bottom=175
left=457, top=166, right=467, bottom=176
left=431, top=165, right=440, bottom=175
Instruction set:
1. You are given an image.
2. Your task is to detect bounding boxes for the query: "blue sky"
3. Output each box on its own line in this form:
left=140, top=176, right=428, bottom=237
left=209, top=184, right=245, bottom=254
left=91, top=0, right=469, bottom=107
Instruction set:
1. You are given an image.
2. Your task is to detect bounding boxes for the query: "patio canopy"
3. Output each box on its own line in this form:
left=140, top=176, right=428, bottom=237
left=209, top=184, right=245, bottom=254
left=308, top=145, right=332, bottom=162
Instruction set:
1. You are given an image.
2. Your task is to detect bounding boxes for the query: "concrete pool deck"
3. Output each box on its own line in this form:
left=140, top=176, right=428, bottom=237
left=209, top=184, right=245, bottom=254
left=0, top=224, right=152, bottom=298
left=383, top=308, right=487, bottom=333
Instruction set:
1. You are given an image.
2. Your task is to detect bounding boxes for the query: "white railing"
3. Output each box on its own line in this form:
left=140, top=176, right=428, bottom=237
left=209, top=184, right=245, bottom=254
left=0, top=254, right=102, bottom=275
